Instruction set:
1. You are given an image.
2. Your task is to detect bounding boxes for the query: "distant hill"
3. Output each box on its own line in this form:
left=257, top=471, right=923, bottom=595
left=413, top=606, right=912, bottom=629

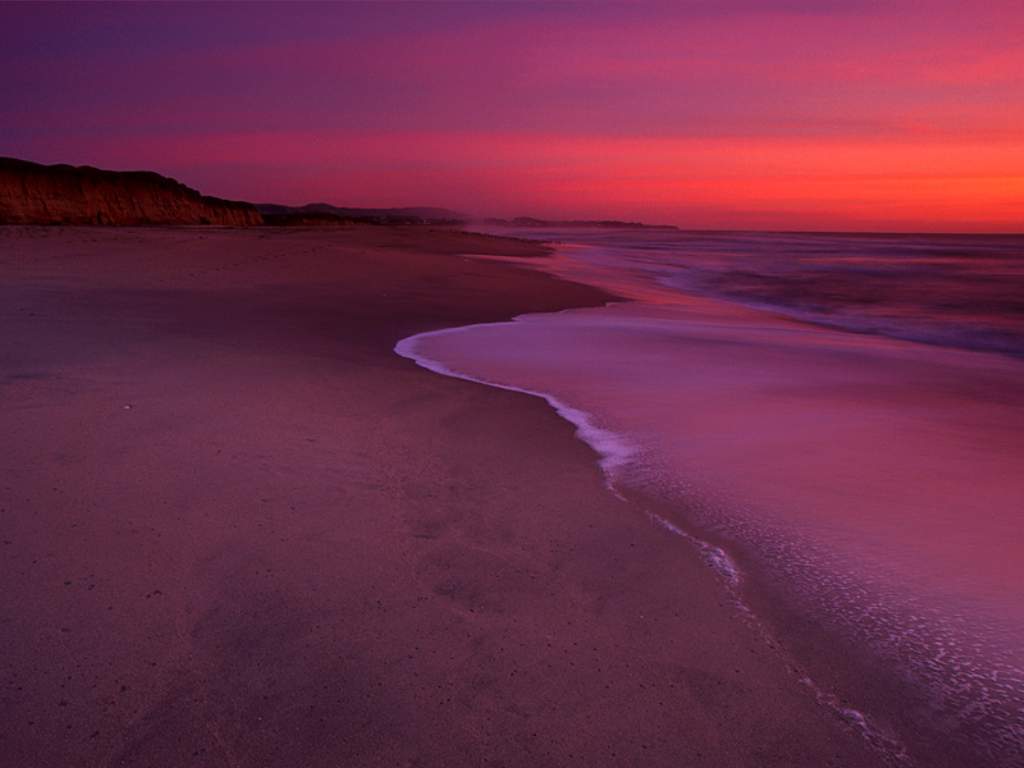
left=0, top=157, right=262, bottom=226
left=257, top=202, right=468, bottom=225
left=0, top=155, right=673, bottom=231
left=483, top=216, right=678, bottom=230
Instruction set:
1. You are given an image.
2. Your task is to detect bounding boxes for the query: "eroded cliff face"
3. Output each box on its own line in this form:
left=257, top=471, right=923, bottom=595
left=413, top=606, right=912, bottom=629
left=0, top=157, right=263, bottom=225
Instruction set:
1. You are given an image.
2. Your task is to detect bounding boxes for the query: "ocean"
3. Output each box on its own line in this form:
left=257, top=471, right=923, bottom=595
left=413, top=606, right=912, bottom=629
left=397, top=228, right=1024, bottom=767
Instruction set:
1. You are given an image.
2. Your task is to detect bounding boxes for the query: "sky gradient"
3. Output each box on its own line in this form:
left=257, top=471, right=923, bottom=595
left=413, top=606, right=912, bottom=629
left=2, top=1, right=1022, bottom=231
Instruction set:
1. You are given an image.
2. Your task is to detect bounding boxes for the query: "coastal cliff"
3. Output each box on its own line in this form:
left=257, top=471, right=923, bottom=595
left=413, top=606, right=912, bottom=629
left=0, top=157, right=263, bottom=225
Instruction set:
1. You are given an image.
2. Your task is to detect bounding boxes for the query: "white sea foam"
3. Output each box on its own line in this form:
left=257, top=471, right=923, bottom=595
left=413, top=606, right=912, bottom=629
left=395, top=320, right=637, bottom=486
left=647, top=511, right=742, bottom=587
left=395, top=322, right=747, bottom=592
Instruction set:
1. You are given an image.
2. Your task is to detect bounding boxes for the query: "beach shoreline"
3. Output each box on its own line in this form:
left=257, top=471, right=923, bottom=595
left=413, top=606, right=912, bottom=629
left=395, top=310, right=920, bottom=767
left=1, top=225, right=881, bottom=766
left=403, top=234, right=1024, bottom=768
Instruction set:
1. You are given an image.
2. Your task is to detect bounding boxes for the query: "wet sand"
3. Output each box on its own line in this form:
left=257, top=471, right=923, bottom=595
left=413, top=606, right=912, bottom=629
left=0, top=226, right=878, bottom=766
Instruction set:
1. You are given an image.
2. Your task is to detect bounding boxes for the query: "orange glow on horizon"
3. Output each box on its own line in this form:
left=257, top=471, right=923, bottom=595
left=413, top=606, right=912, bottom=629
left=4, top=2, right=1023, bottom=232
left=40, top=130, right=1022, bottom=232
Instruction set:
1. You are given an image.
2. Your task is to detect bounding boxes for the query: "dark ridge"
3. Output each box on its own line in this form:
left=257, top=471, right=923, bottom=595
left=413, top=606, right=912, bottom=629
left=482, top=216, right=679, bottom=230
left=0, top=157, right=262, bottom=226
left=257, top=202, right=467, bottom=225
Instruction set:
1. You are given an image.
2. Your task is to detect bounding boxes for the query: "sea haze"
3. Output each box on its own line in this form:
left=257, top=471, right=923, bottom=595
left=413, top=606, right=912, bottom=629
left=400, top=227, right=1024, bottom=767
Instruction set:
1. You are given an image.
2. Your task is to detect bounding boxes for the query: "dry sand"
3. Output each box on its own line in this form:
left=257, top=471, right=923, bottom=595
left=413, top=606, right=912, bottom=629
left=1, top=226, right=878, bottom=766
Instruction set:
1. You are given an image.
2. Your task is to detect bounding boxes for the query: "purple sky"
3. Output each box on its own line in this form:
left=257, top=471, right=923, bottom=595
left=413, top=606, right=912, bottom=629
left=3, top=1, right=1022, bottom=230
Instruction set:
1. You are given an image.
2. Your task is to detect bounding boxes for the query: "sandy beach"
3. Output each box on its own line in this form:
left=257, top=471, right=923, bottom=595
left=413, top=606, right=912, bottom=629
left=0, top=225, right=883, bottom=766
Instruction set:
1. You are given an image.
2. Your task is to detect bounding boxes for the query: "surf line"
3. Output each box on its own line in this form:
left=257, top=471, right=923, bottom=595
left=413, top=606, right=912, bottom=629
left=394, top=318, right=911, bottom=767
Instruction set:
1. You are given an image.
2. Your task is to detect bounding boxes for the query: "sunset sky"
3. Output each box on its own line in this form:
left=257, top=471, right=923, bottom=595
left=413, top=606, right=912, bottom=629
left=3, top=1, right=1022, bottom=231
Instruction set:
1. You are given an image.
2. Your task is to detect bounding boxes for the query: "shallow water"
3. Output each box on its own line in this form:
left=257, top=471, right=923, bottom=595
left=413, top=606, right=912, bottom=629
left=399, top=228, right=1024, bottom=765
